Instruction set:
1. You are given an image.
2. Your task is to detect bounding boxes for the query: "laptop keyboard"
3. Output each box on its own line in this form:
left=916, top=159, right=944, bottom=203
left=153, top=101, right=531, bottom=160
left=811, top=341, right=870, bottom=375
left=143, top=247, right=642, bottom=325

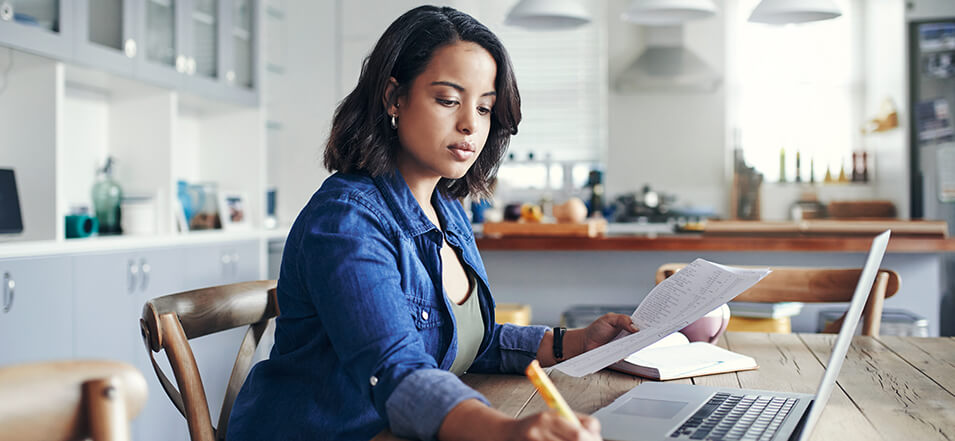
left=669, top=392, right=798, bottom=441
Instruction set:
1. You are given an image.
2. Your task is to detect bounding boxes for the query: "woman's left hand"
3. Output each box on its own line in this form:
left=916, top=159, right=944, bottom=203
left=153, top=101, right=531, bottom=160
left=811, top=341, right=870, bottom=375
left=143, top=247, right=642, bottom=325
left=582, top=313, right=639, bottom=352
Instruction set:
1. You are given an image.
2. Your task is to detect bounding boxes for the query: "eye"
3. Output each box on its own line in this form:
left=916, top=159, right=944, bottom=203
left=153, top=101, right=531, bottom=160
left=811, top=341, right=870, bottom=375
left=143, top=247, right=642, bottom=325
left=477, top=106, right=492, bottom=116
left=436, top=98, right=458, bottom=107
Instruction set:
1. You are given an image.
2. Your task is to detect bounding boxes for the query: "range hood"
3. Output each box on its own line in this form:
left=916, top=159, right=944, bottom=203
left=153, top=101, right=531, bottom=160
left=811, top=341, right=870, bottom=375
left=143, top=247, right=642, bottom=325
left=615, top=26, right=721, bottom=93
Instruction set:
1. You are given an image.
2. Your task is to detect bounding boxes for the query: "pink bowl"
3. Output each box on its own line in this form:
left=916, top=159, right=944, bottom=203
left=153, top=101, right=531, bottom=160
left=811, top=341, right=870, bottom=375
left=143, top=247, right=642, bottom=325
left=680, top=304, right=731, bottom=344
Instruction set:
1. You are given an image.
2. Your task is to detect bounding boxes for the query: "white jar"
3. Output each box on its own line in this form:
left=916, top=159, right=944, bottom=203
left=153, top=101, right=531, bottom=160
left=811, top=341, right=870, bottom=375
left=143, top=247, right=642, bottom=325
left=121, top=195, right=156, bottom=235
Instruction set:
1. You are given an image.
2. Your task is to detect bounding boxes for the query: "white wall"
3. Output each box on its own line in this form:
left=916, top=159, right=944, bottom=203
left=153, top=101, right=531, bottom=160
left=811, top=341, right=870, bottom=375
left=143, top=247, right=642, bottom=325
left=605, top=0, right=728, bottom=215
left=864, top=0, right=909, bottom=218
left=266, top=1, right=339, bottom=225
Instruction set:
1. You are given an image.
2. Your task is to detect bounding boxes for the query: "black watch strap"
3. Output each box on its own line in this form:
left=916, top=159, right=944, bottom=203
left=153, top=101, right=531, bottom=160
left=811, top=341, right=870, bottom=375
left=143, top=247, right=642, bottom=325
left=553, top=327, right=567, bottom=360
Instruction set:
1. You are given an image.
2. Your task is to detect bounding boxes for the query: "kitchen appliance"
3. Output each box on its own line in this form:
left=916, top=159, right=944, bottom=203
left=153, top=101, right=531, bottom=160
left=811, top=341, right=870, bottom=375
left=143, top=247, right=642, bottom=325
left=908, top=13, right=955, bottom=336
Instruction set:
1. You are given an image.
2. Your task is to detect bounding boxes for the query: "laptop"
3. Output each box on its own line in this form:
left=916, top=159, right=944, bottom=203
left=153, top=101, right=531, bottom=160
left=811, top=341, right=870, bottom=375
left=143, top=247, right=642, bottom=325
left=593, top=230, right=892, bottom=441
left=0, top=169, right=24, bottom=234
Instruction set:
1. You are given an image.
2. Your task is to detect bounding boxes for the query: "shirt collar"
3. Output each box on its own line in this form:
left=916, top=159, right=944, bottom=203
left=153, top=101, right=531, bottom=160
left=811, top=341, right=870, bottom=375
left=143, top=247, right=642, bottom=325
left=373, top=170, right=468, bottom=239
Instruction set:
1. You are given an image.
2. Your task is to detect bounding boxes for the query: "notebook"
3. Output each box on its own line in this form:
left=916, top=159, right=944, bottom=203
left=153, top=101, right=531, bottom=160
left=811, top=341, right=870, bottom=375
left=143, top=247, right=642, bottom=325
left=609, top=332, right=758, bottom=381
left=593, top=230, right=891, bottom=441
left=0, top=169, right=23, bottom=234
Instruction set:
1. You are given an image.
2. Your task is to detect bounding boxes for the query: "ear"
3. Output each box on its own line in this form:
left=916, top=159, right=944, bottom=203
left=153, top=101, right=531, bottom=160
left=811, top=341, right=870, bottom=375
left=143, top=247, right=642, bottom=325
left=382, top=77, right=400, bottom=116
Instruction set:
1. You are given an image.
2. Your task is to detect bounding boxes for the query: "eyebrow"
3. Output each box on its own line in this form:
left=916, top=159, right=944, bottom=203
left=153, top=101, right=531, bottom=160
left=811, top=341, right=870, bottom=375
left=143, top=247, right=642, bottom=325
left=430, top=81, right=496, bottom=97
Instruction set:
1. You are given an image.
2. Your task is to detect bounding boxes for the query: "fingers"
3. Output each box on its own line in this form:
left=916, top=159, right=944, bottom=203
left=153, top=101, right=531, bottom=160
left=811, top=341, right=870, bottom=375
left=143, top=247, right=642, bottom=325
left=604, top=313, right=639, bottom=333
left=540, top=411, right=603, bottom=441
left=578, top=413, right=602, bottom=434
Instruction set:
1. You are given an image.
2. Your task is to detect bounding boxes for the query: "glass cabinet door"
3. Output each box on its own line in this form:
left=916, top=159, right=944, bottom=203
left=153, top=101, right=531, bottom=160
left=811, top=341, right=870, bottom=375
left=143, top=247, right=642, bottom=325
left=230, top=0, right=252, bottom=89
left=137, top=0, right=184, bottom=87
left=188, top=0, right=218, bottom=80
left=74, top=0, right=137, bottom=75
left=144, top=0, right=176, bottom=68
left=0, top=0, right=72, bottom=58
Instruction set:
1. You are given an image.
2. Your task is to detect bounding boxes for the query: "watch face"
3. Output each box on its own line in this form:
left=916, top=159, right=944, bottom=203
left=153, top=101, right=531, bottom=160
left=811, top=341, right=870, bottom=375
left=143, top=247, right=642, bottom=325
left=0, top=169, right=23, bottom=234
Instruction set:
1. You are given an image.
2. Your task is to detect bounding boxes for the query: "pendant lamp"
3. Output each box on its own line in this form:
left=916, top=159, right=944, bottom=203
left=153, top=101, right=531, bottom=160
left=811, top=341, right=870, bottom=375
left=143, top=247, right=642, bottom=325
left=748, top=0, right=842, bottom=25
left=621, top=0, right=718, bottom=26
left=504, top=0, right=591, bottom=30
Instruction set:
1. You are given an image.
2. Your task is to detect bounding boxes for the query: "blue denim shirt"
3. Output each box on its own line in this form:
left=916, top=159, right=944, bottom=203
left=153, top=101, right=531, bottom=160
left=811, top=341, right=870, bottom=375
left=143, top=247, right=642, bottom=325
left=227, top=170, right=549, bottom=441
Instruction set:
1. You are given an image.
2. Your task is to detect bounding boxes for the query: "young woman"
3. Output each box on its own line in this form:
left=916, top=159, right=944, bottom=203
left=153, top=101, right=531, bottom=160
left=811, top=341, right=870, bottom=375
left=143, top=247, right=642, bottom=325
left=227, top=6, right=637, bottom=441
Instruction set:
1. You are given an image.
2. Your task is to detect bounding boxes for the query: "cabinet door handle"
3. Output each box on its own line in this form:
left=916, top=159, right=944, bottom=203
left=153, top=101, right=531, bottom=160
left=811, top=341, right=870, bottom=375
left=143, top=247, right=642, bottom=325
left=124, top=39, right=137, bottom=58
left=140, top=258, right=151, bottom=292
left=2, top=272, right=14, bottom=313
left=0, top=2, right=13, bottom=22
left=221, top=253, right=232, bottom=278
left=127, top=260, right=139, bottom=294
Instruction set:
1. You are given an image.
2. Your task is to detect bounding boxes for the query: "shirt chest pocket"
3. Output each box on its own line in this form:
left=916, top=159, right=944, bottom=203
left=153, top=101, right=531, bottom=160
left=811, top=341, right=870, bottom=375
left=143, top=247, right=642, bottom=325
left=406, top=294, right=445, bottom=331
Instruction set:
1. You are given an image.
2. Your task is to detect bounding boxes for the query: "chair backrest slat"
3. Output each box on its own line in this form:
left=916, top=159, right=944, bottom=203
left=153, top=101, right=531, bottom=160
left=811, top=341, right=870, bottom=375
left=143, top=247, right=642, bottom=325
left=655, top=264, right=901, bottom=337
left=140, top=280, right=278, bottom=441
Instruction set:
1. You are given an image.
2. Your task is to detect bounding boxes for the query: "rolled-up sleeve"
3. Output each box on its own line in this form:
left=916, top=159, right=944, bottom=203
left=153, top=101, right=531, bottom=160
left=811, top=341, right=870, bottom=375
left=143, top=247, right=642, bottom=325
left=301, top=193, right=483, bottom=439
left=469, top=323, right=549, bottom=374
left=385, top=369, right=488, bottom=440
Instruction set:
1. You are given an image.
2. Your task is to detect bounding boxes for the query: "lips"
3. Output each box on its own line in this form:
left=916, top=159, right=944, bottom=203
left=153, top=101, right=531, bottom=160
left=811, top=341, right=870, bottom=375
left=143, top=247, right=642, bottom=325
left=448, top=141, right=476, bottom=161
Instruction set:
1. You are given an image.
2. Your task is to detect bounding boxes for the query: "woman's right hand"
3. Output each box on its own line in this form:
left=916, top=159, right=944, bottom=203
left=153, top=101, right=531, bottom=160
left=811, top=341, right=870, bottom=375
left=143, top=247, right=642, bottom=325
left=503, top=411, right=602, bottom=441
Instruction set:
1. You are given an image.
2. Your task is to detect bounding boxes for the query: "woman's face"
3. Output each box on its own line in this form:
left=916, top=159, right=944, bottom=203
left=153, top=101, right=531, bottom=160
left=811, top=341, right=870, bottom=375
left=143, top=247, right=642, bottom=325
left=391, top=41, right=497, bottom=184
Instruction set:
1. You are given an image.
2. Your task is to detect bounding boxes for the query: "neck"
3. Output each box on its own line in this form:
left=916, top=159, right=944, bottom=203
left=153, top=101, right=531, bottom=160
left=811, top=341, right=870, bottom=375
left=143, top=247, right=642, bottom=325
left=397, top=165, right=442, bottom=222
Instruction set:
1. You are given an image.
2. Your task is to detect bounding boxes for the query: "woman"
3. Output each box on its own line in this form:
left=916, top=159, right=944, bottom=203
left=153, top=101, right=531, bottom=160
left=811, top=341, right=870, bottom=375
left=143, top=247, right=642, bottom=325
left=227, top=6, right=637, bottom=440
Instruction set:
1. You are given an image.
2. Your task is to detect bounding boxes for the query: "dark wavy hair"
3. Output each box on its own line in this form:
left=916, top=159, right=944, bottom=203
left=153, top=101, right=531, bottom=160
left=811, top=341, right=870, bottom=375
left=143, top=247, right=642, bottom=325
left=323, top=5, right=521, bottom=199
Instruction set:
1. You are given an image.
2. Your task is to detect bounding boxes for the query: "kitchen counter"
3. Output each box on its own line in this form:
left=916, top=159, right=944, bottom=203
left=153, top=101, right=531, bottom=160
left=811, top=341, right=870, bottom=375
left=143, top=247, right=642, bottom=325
left=475, top=234, right=955, bottom=253
left=474, top=228, right=951, bottom=335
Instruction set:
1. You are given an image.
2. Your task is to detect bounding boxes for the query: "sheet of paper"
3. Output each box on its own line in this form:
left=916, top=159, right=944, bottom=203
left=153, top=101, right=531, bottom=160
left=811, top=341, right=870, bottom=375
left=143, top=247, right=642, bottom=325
left=553, top=258, right=770, bottom=377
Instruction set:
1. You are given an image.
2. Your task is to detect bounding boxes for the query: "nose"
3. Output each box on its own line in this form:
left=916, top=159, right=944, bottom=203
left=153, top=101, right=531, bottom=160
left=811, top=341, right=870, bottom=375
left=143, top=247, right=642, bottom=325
left=457, top=108, right=476, bottom=135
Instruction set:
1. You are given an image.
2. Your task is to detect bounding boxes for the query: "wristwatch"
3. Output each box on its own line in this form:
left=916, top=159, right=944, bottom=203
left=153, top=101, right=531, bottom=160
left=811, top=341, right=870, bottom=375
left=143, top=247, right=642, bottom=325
left=553, top=327, right=567, bottom=360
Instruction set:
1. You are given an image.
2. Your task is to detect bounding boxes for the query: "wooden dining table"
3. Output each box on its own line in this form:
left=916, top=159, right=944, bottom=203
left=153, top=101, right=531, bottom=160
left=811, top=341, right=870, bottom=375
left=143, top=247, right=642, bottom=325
left=374, top=333, right=955, bottom=440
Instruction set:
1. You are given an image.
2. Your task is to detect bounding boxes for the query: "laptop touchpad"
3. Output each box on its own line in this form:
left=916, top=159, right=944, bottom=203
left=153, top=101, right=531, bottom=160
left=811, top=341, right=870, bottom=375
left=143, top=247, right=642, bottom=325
left=613, top=398, right=688, bottom=419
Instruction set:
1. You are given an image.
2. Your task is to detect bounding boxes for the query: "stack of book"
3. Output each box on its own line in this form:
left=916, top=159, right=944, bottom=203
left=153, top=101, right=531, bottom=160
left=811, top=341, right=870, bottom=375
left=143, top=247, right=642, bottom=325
left=728, top=302, right=804, bottom=319
left=726, top=302, right=804, bottom=333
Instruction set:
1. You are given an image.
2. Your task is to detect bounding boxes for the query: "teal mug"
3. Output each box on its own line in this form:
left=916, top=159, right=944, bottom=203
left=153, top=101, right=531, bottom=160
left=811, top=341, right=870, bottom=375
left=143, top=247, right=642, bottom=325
left=65, top=214, right=99, bottom=239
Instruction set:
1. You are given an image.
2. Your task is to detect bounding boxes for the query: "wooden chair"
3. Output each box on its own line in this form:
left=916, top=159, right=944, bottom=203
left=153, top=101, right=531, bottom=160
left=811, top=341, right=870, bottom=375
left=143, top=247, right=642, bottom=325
left=655, top=264, right=901, bottom=336
left=0, top=360, right=148, bottom=441
left=140, top=280, right=278, bottom=441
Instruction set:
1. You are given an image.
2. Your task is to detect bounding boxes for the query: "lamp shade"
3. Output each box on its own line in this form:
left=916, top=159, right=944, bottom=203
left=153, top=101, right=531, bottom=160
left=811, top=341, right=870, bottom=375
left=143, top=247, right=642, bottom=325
left=748, top=0, right=842, bottom=25
left=621, top=0, right=717, bottom=26
left=505, top=0, right=591, bottom=30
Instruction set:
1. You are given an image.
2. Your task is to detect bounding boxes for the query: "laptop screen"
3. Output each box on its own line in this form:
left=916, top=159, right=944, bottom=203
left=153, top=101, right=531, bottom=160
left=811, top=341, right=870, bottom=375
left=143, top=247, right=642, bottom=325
left=0, top=169, right=24, bottom=234
left=796, top=230, right=891, bottom=441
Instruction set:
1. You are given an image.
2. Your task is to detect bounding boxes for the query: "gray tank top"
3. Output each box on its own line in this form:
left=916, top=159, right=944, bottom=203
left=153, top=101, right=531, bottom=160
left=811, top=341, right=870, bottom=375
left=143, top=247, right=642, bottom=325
left=447, top=274, right=484, bottom=376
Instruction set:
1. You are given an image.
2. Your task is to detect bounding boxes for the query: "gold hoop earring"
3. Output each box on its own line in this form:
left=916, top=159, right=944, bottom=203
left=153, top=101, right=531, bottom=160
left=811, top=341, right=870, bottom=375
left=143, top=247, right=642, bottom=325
left=391, top=114, right=398, bottom=130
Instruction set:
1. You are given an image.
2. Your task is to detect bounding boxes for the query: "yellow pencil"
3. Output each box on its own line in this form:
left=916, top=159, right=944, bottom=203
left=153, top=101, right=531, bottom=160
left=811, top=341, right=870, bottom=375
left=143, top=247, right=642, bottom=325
left=525, top=360, right=581, bottom=427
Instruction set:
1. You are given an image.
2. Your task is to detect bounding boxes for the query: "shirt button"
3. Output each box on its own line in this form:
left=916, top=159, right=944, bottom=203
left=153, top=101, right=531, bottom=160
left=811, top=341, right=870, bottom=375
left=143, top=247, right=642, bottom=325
left=421, top=310, right=429, bottom=320
left=370, top=376, right=378, bottom=386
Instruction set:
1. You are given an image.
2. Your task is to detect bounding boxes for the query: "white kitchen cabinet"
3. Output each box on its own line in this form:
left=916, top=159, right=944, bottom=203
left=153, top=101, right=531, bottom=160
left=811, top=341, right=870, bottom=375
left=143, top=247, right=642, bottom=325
left=0, top=0, right=73, bottom=59
left=180, top=239, right=261, bottom=426
left=73, top=247, right=189, bottom=441
left=72, top=0, right=138, bottom=77
left=0, top=255, right=73, bottom=365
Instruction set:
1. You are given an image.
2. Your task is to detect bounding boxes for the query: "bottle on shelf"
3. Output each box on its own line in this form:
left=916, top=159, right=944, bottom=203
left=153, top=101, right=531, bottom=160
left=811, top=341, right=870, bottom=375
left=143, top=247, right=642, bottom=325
left=809, top=157, right=815, bottom=184
left=838, top=158, right=849, bottom=183
left=778, top=147, right=787, bottom=183
left=852, top=152, right=862, bottom=182
left=586, top=170, right=604, bottom=218
left=862, top=151, right=869, bottom=182
left=91, top=156, right=123, bottom=235
left=795, top=150, right=802, bottom=183
left=824, top=164, right=834, bottom=183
